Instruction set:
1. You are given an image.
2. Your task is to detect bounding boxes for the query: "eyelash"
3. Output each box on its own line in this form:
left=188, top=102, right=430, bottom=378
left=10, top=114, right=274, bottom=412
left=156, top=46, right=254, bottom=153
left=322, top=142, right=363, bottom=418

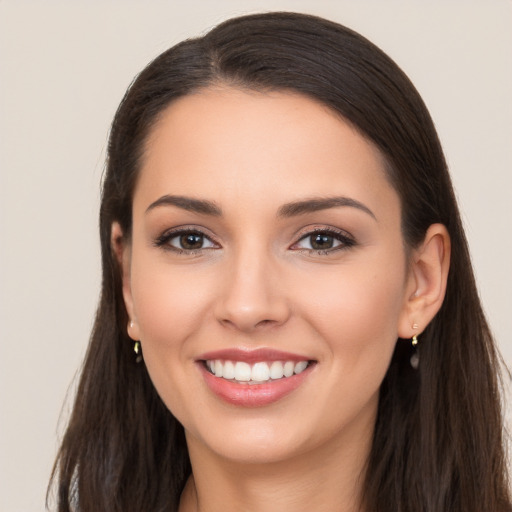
left=153, top=226, right=356, bottom=255
left=153, top=227, right=219, bottom=255
left=291, top=227, right=356, bottom=255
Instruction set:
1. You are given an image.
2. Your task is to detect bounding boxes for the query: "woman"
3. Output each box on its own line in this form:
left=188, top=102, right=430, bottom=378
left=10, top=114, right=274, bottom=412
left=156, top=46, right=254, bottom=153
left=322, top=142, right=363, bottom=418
left=49, top=11, right=511, bottom=512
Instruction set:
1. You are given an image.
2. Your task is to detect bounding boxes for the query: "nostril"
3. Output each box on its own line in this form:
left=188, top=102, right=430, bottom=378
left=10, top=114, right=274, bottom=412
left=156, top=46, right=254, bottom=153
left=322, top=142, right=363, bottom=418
left=214, top=281, right=291, bottom=332
left=217, top=315, right=285, bottom=332
left=256, top=319, right=273, bottom=327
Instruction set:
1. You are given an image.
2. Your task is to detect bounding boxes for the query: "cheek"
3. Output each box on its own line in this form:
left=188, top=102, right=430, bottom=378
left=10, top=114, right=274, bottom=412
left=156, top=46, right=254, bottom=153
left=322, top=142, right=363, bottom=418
left=285, top=259, right=407, bottom=438
left=294, top=256, right=406, bottom=368
left=128, top=253, right=218, bottom=410
left=131, top=256, right=213, bottom=347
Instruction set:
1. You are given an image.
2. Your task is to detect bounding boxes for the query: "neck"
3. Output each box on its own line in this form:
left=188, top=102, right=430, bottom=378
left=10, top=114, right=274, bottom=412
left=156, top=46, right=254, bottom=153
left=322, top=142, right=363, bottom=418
left=179, top=412, right=374, bottom=512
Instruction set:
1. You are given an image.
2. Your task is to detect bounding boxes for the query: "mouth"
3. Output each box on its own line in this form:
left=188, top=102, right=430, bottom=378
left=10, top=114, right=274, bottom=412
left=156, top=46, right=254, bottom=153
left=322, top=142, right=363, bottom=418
left=203, top=359, right=313, bottom=384
left=196, top=348, right=317, bottom=407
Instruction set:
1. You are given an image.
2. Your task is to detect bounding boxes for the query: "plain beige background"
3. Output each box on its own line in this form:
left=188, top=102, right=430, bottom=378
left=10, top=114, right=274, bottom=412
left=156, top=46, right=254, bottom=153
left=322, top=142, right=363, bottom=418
left=0, top=1, right=511, bottom=510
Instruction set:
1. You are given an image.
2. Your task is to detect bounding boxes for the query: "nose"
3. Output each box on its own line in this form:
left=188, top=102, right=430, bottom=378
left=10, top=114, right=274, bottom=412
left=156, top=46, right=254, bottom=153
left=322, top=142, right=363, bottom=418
left=214, top=248, right=291, bottom=333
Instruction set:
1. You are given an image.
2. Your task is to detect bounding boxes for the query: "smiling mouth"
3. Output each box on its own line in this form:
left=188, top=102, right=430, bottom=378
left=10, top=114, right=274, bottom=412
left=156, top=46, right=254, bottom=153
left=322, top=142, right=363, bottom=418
left=203, top=359, right=315, bottom=384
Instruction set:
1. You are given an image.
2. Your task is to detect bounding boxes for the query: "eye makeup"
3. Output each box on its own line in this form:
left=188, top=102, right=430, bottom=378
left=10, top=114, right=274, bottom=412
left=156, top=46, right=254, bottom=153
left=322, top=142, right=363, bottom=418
left=290, top=226, right=356, bottom=255
left=152, top=223, right=356, bottom=257
left=153, top=225, right=220, bottom=255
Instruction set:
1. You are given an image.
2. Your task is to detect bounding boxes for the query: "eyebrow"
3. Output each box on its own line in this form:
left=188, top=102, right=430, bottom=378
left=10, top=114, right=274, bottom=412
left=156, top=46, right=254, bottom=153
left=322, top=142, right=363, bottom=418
left=145, top=195, right=222, bottom=216
left=278, top=196, right=376, bottom=220
left=145, top=194, right=376, bottom=220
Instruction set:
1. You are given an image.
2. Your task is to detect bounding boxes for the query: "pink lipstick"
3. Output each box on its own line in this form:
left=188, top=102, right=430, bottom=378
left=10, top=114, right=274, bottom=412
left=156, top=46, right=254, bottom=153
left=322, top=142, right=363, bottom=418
left=197, top=348, right=316, bottom=407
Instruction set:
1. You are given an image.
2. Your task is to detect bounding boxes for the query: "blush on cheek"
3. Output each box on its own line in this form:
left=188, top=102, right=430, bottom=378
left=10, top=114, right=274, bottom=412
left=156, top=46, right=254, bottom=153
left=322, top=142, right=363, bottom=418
left=131, top=263, right=211, bottom=341
left=302, top=271, right=404, bottom=363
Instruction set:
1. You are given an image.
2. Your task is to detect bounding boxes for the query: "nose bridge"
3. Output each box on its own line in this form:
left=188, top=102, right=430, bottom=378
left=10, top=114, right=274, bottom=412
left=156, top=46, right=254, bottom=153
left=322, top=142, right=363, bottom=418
left=215, top=239, right=289, bottom=331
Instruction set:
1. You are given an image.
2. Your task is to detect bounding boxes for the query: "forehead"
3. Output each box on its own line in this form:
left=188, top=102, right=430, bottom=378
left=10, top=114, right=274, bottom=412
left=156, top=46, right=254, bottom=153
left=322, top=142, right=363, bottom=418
left=135, top=87, right=398, bottom=220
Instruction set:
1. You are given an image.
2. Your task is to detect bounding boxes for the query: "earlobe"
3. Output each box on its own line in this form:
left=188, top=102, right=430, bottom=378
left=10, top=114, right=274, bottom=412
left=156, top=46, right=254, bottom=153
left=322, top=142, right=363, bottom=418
left=398, top=223, right=451, bottom=338
left=111, top=222, right=140, bottom=341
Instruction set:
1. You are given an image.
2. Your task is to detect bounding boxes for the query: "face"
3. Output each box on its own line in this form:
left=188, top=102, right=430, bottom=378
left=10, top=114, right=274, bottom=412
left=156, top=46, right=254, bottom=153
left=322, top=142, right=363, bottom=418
left=121, top=87, right=414, bottom=465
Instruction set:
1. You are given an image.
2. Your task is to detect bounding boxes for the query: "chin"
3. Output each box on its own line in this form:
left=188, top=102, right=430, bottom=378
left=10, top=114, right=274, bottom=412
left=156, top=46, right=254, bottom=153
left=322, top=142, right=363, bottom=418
left=188, top=425, right=310, bottom=465
left=183, top=404, right=364, bottom=467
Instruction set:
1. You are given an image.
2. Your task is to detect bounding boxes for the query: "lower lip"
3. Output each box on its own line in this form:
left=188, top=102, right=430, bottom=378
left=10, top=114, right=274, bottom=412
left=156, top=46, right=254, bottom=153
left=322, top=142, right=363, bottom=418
left=199, top=363, right=314, bottom=407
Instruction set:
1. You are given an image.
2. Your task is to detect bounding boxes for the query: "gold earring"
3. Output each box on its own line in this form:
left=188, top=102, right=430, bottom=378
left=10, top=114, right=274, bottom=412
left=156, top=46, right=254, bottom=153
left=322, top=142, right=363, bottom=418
left=412, top=323, right=419, bottom=346
left=410, top=330, right=419, bottom=369
left=134, top=340, right=143, bottom=363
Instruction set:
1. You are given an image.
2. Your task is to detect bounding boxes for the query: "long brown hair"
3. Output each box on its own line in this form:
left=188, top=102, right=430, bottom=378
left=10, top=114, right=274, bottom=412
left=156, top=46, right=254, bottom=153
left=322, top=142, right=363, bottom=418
left=48, top=12, right=511, bottom=512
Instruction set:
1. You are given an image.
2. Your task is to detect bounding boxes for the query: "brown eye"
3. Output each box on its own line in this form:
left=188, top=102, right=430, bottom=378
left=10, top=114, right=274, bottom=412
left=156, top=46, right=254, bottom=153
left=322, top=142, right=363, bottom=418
left=309, top=233, right=335, bottom=250
left=179, top=233, right=204, bottom=250
left=292, top=229, right=355, bottom=254
left=158, top=230, right=217, bottom=252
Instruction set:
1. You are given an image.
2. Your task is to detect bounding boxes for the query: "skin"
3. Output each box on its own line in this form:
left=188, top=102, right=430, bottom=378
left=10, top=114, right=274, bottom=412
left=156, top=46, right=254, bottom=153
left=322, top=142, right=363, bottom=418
left=113, top=87, right=450, bottom=512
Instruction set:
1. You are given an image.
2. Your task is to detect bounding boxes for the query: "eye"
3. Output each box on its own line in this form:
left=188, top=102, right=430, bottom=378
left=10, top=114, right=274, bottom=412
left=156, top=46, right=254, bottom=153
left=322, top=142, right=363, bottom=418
left=155, top=229, right=217, bottom=252
left=291, top=229, right=355, bottom=254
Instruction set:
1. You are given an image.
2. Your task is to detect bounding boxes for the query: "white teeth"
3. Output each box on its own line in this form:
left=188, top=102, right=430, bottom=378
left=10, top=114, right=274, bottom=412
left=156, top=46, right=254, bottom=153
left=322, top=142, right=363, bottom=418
left=222, top=360, right=235, bottom=380
left=251, top=362, right=270, bottom=382
left=234, top=361, right=251, bottom=381
left=283, top=361, right=294, bottom=378
left=269, top=361, right=284, bottom=379
left=205, top=359, right=310, bottom=383
left=294, top=361, right=308, bottom=374
left=214, top=360, right=223, bottom=378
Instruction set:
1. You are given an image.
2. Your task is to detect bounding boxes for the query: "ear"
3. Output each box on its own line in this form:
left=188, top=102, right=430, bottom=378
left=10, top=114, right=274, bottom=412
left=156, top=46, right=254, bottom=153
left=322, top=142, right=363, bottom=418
left=111, top=222, right=140, bottom=341
left=398, top=223, right=451, bottom=339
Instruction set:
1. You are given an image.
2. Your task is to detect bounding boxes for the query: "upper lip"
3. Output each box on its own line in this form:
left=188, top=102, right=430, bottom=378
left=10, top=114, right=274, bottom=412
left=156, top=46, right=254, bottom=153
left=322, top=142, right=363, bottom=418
left=197, top=347, right=313, bottom=364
